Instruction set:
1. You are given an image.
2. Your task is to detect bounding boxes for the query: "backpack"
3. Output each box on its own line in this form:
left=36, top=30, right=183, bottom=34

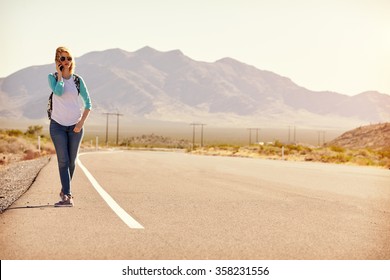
left=47, top=73, right=80, bottom=120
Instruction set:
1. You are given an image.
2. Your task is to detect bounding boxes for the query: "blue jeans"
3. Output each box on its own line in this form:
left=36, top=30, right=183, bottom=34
left=50, top=120, right=84, bottom=196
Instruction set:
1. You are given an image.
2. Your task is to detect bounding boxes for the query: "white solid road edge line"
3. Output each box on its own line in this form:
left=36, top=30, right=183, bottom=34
left=77, top=153, right=144, bottom=229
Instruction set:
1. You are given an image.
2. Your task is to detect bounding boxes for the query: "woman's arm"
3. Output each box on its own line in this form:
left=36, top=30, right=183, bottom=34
left=78, top=76, right=92, bottom=110
left=73, top=109, right=90, bottom=133
left=48, top=73, right=65, bottom=96
left=74, top=75, right=92, bottom=133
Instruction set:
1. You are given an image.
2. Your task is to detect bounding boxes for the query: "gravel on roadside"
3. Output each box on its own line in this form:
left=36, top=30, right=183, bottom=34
left=0, top=156, right=50, bottom=213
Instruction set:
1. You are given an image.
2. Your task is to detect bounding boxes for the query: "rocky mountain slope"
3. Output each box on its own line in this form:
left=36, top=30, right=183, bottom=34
left=328, top=122, right=390, bottom=150
left=1, top=46, right=389, bottom=129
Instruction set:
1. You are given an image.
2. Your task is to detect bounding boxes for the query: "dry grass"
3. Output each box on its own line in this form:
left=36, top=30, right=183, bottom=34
left=3, top=126, right=388, bottom=169
left=0, top=128, right=55, bottom=165
left=191, top=143, right=390, bottom=168
left=119, top=134, right=191, bottom=149
left=191, top=123, right=390, bottom=168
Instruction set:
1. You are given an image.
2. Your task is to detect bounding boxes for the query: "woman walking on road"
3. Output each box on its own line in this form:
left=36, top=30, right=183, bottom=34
left=48, top=46, right=92, bottom=207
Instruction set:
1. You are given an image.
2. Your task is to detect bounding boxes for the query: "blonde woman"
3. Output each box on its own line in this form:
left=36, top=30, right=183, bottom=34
left=48, top=46, right=92, bottom=207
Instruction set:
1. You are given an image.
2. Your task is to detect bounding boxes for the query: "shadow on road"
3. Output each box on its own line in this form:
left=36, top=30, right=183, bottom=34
left=6, top=204, right=56, bottom=210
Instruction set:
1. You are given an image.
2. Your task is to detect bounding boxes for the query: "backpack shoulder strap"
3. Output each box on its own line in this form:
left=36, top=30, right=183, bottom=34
left=48, top=74, right=56, bottom=120
left=52, top=73, right=80, bottom=95
left=73, top=74, right=80, bottom=95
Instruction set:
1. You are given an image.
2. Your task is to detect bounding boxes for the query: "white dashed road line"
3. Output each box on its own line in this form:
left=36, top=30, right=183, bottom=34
left=77, top=153, right=144, bottom=229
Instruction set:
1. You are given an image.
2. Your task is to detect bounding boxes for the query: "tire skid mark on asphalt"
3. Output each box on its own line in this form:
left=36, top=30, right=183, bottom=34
left=77, top=152, right=144, bottom=229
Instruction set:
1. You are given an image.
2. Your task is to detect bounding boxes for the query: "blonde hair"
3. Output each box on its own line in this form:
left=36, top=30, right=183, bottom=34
left=55, top=46, right=76, bottom=74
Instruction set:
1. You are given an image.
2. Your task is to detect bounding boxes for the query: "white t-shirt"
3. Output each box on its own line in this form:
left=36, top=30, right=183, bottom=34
left=51, top=77, right=83, bottom=126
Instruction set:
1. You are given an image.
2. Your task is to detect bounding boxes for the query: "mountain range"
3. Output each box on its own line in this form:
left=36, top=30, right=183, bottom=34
left=1, top=46, right=389, bottom=129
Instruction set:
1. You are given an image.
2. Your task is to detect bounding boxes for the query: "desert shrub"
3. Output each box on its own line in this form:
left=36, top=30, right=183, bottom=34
left=246, top=146, right=259, bottom=152
left=356, top=149, right=369, bottom=157
left=25, top=125, right=43, bottom=137
left=319, top=150, right=352, bottom=163
left=216, top=144, right=240, bottom=152
left=329, top=146, right=345, bottom=153
left=23, top=149, right=41, bottom=160
left=6, top=129, right=23, bottom=137
left=274, top=140, right=283, bottom=148
left=286, top=144, right=312, bottom=155
left=40, top=142, right=55, bottom=155
left=282, top=148, right=290, bottom=156
left=260, top=145, right=280, bottom=156
left=7, top=140, right=25, bottom=154
left=377, top=147, right=390, bottom=160
left=0, top=137, right=33, bottom=153
left=299, top=147, right=312, bottom=155
left=351, top=155, right=375, bottom=166
left=0, top=126, right=51, bottom=162
left=0, top=139, right=8, bottom=153
left=286, top=144, right=299, bottom=151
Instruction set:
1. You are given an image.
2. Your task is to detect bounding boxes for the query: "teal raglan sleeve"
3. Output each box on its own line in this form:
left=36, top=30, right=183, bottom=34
left=48, top=73, right=64, bottom=96
left=78, top=76, right=92, bottom=110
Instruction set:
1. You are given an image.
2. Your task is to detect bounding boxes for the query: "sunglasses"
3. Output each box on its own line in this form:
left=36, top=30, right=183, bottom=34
left=59, top=56, right=72, bottom=62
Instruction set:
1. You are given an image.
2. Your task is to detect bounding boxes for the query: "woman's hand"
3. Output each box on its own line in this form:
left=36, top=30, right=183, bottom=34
left=74, top=109, right=90, bottom=133
left=55, top=63, right=63, bottom=79
left=73, top=121, right=84, bottom=133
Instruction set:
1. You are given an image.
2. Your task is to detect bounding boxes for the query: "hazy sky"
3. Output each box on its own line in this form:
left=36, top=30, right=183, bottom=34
left=1, top=0, right=389, bottom=96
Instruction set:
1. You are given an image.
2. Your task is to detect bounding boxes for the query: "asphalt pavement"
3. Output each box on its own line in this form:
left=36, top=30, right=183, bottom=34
left=1, top=150, right=389, bottom=259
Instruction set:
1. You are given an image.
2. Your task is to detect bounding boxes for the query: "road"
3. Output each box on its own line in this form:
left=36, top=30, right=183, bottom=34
left=1, top=150, right=389, bottom=259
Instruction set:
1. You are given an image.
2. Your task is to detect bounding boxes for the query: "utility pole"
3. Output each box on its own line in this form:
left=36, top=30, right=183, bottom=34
left=323, top=131, right=326, bottom=145
left=317, top=131, right=326, bottom=146
left=103, top=113, right=110, bottom=145
left=200, top=124, right=206, bottom=147
left=115, top=113, right=123, bottom=145
left=247, top=128, right=260, bottom=145
left=191, top=123, right=196, bottom=149
left=190, top=123, right=206, bottom=149
left=103, top=112, right=123, bottom=145
left=294, top=126, right=296, bottom=143
left=288, top=126, right=291, bottom=144
left=317, top=131, right=321, bottom=146
left=288, top=125, right=297, bottom=144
